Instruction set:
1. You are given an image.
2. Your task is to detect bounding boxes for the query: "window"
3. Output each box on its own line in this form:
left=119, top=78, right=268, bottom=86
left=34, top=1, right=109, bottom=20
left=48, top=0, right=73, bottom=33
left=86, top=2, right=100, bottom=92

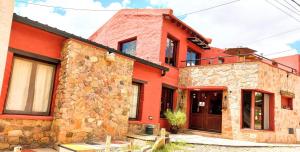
left=186, top=49, right=200, bottom=66
left=165, top=36, right=178, bottom=66
left=208, top=92, right=222, bottom=115
left=4, top=56, right=56, bottom=115
left=119, top=38, right=137, bottom=56
left=129, top=82, right=142, bottom=119
left=281, top=96, right=293, bottom=110
left=242, top=91, right=252, bottom=128
left=160, top=87, right=174, bottom=118
left=241, top=90, right=274, bottom=130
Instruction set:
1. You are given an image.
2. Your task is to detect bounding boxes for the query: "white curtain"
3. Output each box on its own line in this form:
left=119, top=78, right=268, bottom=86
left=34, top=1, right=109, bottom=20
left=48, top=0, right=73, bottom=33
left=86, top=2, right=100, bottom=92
left=32, top=63, right=54, bottom=112
left=129, top=84, right=139, bottom=118
left=6, top=58, right=32, bottom=111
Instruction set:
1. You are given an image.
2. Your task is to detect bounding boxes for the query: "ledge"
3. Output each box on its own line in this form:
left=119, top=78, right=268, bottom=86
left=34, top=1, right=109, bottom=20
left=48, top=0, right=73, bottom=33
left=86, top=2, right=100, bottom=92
left=0, top=114, right=54, bottom=120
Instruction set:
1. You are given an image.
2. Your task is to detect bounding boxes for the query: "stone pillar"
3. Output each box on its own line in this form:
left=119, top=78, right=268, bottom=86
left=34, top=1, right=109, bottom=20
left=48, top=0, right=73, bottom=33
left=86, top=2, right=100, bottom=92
left=52, top=39, right=134, bottom=145
left=0, top=0, right=14, bottom=92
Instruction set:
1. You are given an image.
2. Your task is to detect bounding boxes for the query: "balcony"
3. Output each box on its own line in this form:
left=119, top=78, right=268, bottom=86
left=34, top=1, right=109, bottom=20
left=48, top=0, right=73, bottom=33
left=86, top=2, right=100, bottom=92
left=181, top=53, right=297, bottom=75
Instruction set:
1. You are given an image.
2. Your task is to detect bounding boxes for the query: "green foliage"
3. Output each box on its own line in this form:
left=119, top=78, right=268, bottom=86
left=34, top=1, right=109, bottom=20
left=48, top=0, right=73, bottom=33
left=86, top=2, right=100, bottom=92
left=164, top=109, right=187, bottom=127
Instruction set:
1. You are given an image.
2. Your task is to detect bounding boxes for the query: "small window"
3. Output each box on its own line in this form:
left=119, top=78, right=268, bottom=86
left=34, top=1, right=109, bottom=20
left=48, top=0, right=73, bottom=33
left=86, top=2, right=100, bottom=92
left=241, top=90, right=273, bottom=130
left=119, top=38, right=137, bottom=56
left=4, top=56, right=56, bottom=115
left=186, top=49, right=200, bottom=66
left=281, top=96, right=293, bottom=110
left=160, top=87, right=174, bottom=118
left=242, top=91, right=252, bottom=128
left=129, top=82, right=142, bottom=119
left=208, top=92, right=222, bottom=115
left=218, top=57, right=225, bottom=64
left=165, top=36, right=178, bottom=66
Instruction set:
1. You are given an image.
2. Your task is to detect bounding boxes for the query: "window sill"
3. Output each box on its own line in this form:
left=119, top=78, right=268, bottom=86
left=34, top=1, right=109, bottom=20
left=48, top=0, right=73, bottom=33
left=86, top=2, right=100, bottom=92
left=0, top=114, right=54, bottom=120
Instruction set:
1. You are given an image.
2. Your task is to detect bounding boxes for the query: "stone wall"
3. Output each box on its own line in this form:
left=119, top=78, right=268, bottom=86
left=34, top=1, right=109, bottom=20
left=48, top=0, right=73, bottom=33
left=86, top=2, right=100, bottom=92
left=128, top=123, right=160, bottom=135
left=179, top=62, right=300, bottom=143
left=52, top=39, right=134, bottom=144
left=0, top=119, right=53, bottom=150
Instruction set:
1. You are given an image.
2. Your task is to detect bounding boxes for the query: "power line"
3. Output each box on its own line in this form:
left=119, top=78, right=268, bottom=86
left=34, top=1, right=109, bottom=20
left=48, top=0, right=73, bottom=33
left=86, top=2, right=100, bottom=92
left=241, top=27, right=300, bottom=45
left=265, top=0, right=300, bottom=22
left=16, top=0, right=120, bottom=12
left=274, top=0, right=300, bottom=16
left=291, top=0, right=300, bottom=7
left=264, top=49, right=295, bottom=56
left=283, top=0, right=300, bottom=12
left=177, top=0, right=243, bottom=17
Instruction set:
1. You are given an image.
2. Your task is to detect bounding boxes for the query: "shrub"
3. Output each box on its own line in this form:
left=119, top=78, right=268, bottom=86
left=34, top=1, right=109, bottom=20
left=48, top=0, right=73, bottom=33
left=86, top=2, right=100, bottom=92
left=164, top=109, right=186, bottom=127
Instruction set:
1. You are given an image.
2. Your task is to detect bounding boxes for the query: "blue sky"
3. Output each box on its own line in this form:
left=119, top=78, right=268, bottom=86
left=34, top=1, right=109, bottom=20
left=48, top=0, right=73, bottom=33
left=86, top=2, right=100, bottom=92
left=14, top=0, right=300, bottom=57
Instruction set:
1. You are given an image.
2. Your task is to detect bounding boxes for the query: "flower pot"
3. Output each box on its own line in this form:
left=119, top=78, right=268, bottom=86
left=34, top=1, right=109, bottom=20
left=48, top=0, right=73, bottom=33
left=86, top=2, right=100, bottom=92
left=170, top=125, right=179, bottom=134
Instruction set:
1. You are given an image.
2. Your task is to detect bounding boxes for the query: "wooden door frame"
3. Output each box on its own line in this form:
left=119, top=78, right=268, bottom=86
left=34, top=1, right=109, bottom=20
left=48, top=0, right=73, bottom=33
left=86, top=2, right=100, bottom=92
left=189, top=90, right=223, bottom=132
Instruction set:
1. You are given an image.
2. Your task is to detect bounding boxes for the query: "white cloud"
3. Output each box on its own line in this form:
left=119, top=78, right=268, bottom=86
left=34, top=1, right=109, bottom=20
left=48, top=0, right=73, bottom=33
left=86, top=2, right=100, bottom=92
left=14, top=0, right=125, bottom=38
left=150, top=0, right=300, bottom=58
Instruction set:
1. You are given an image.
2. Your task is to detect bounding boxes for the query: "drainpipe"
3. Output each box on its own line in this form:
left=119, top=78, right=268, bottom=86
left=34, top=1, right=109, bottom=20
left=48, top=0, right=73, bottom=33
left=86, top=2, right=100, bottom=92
left=0, top=0, right=14, bottom=93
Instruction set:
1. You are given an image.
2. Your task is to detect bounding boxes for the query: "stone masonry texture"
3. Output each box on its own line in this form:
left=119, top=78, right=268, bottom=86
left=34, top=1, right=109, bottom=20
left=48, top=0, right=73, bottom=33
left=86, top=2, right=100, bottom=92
left=179, top=61, right=300, bottom=143
left=52, top=39, right=134, bottom=145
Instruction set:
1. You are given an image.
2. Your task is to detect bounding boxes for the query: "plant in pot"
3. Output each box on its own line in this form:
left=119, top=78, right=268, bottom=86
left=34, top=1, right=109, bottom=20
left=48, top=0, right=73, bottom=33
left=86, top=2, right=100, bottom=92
left=164, top=109, right=187, bottom=134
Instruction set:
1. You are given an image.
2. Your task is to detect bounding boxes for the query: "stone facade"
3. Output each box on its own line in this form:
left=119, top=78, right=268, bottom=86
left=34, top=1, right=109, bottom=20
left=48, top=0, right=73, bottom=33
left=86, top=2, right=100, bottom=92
left=179, top=61, right=300, bottom=143
left=128, top=123, right=160, bottom=135
left=52, top=39, right=134, bottom=144
left=0, top=119, right=53, bottom=149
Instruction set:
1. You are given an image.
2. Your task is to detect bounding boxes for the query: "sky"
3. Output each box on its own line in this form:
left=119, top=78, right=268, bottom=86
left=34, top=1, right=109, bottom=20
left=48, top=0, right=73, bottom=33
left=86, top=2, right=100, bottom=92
left=14, top=0, right=300, bottom=58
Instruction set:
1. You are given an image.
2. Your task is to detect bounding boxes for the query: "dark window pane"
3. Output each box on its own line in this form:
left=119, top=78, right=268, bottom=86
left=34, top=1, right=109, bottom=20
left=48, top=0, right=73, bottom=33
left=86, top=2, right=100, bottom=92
left=120, top=39, right=136, bottom=56
left=208, top=92, right=222, bottom=115
left=242, top=91, right=252, bottom=128
left=186, top=49, right=200, bottom=66
left=165, top=37, right=177, bottom=66
left=254, top=92, right=263, bottom=130
left=160, top=87, right=174, bottom=118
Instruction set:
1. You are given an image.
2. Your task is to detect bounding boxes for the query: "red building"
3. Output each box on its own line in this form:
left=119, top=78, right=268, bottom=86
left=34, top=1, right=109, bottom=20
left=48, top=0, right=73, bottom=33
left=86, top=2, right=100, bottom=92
left=89, top=9, right=239, bottom=131
left=90, top=9, right=300, bottom=143
left=1, top=8, right=300, bottom=150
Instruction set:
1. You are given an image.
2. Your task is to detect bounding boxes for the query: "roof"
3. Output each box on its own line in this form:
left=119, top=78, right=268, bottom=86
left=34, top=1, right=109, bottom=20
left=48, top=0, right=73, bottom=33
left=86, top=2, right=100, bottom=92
left=162, top=13, right=211, bottom=48
left=12, top=13, right=169, bottom=72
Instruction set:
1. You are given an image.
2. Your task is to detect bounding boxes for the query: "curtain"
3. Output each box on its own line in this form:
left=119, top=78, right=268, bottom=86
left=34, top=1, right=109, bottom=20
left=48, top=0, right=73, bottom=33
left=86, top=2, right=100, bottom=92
left=32, top=63, right=54, bottom=112
left=129, top=84, right=139, bottom=118
left=6, top=58, right=32, bottom=111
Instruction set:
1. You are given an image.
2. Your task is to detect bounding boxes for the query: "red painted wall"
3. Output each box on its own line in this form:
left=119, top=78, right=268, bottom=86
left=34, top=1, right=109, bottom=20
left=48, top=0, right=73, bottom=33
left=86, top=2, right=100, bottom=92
left=89, top=9, right=172, bottom=64
left=273, top=54, right=300, bottom=75
left=132, top=62, right=162, bottom=125
left=0, top=21, right=66, bottom=119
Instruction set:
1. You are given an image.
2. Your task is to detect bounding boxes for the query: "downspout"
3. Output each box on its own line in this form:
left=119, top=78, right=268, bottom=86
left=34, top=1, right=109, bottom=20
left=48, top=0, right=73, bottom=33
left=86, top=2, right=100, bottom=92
left=0, top=0, right=14, bottom=93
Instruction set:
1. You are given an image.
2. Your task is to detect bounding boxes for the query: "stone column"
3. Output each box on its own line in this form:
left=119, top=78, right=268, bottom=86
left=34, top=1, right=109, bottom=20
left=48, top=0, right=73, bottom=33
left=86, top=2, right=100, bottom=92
left=0, top=0, right=14, bottom=92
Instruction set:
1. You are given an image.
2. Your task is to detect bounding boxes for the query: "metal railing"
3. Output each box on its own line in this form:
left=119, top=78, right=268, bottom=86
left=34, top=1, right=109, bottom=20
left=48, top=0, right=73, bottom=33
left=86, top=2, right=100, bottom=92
left=181, top=53, right=298, bottom=75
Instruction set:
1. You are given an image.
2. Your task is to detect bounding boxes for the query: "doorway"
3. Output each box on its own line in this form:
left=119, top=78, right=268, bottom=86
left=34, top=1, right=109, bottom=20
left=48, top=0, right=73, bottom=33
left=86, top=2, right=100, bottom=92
left=189, top=91, right=222, bottom=132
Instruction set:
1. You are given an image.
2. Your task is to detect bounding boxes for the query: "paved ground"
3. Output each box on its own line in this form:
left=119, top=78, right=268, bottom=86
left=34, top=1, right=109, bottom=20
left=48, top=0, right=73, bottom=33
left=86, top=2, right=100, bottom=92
left=191, top=145, right=300, bottom=152
left=170, top=134, right=300, bottom=146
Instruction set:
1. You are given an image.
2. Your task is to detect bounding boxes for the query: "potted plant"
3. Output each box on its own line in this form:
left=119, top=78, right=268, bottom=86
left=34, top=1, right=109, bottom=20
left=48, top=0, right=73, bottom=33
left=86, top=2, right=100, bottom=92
left=164, top=109, right=187, bottom=134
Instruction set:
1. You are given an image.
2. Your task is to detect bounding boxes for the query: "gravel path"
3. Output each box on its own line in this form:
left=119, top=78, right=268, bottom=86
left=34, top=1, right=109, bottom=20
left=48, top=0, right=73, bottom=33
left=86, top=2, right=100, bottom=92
left=189, top=144, right=300, bottom=152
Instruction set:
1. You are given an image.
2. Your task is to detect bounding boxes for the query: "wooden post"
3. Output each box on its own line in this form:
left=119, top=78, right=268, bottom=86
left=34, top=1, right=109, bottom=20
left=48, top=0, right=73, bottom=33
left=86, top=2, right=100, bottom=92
left=105, top=135, right=111, bottom=152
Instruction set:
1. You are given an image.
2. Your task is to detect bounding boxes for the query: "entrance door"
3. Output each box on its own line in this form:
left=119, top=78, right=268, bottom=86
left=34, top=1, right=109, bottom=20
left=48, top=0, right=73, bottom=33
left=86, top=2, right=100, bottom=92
left=190, top=91, right=222, bottom=132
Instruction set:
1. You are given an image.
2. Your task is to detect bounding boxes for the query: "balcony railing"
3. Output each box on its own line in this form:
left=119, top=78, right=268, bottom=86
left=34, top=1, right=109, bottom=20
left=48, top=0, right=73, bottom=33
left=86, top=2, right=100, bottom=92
left=182, top=53, right=298, bottom=75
